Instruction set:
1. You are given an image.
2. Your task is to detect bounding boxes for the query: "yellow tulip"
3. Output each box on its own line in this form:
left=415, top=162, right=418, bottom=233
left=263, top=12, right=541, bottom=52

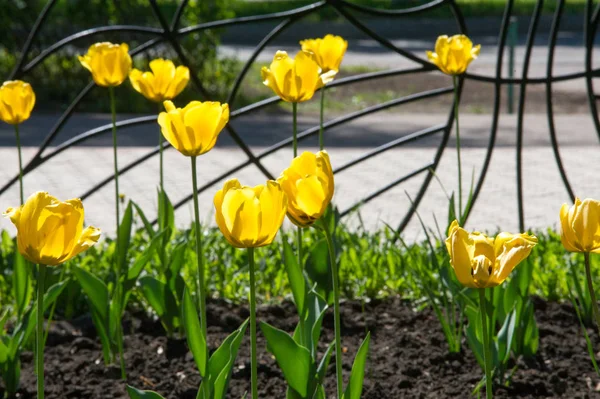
left=214, top=179, right=287, bottom=248
left=426, top=34, right=481, bottom=75
left=560, top=197, right=600, bottom=253
left=157, top=100, right=229, bottom=157
left=277, top=151, right=334, bottom=227
left=261, top=50, right=336, bottom=103
left=445, top=220, right=537, bottom=288
left=129, top=58, right=190, bottom=103
left=4, top=191, right=101, bottom=266
left=0, top=80, right=36, bottom=125
left=78, top=42, right=132, bottom=87
left=300, top=34, right=348, bottom=73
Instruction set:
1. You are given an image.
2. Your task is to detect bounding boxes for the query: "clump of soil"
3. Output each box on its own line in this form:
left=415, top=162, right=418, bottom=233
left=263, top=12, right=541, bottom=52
left=2, top=297, right=599, bottom=398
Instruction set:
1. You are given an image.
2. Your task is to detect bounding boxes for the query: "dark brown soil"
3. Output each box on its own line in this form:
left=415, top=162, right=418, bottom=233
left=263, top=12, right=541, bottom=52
left=3, top=297, right=600, bottom=398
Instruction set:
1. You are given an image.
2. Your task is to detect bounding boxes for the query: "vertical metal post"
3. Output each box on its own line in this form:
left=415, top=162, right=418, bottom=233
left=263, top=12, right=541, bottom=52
left=508, top=17, right=518, bottom=114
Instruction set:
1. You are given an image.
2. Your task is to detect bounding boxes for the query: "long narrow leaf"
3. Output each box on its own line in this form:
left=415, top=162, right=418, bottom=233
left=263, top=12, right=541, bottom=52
left=181, top=288, right=207, bottom=377
left=343, top=333, right=371, bottom=399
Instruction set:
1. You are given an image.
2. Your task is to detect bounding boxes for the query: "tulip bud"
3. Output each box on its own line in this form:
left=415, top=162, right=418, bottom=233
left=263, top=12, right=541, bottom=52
left=214, top=179, right=287, bottom=248
left=129, top=58, right=190, bottom=103
left=157, top=100, right=229, bottom=157
left=0, top=80, right=36, bottom=125
left=4, top=191, right=101, bottom=266
left=78, top=42, right=132, bottom=87
left=300, top=34, right=348, bottom=73
left=277, top=151, right=334, bottom=227
left=261, top=50, right=336, bottom=103
left=426, top=34, right=480, bottom=75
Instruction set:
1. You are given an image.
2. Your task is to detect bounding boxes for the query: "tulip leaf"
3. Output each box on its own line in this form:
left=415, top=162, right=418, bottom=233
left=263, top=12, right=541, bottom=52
left=464, top=305, right=484, bottom=369
left=305, top=239, right=333, bottom=304
left=447, top=192, right=457, bottom=230
left=282, top=239, right=306, bottom=319
left=117, top=201, right=134, bottom=276
left=73, top=266, right=108, bottom=323
left=157, top=188, right=175, bottom=241
left=260, top=321, right=312, bottom=397
left=12, top=252, right=31, bottom=319
left=305, top=290, right=328, bottom=356
left=126, top=229, right=167, bottom=283
left=316, top=341, right=335, bottom=384
left=522, top=302, right=539, bottom=358
left=209, top=319, right=249, bottom=399
left=342, top=332, right=371, bottom=399
left=139, top=276, right=179, bottom=336
left=126, top=385, right=166, bottom=399
left=181, top=288, right=207, bottom=377
left=496, top=308, right=516, bottom=364
left=131, top=202, right=155, bottom=238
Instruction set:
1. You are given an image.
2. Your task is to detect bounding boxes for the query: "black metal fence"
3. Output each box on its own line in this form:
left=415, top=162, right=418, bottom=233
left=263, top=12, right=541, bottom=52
left=4, top=0, right=599, bottom=234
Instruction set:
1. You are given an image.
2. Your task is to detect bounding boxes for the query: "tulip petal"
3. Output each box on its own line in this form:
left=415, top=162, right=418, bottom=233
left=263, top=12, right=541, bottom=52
left=446, top=225, right=477, bottom=287
left=560, top=202, right=580, bottom=252
left=494, top=234, right=537, bottom=284
left=69, top=226, right=101, bottom=259
left=572, top=198, right=600, bottom=252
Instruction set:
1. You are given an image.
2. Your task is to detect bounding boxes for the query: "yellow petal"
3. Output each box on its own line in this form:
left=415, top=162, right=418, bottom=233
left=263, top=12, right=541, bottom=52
left=446, top=224, right=477, bottom=287
left=560, top=202, right=580, bottom=252
left=493, top=233, right=537, bottom=284
left=572, top=198, right=600, bottom=252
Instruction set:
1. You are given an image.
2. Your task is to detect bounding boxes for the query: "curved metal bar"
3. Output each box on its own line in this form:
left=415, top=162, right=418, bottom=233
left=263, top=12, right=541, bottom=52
left=8, top=0, right=59, bottom=79
left=462, top=0, right=513, bottom=229
left=545, top=0, right=575, bottom=202
left=334, top=124, right=446, bottom=174
left=171, top=0, right=190, bottom=31
left=447, top=0, right=469, bottom=35
left=336, top=0, right=448, bottom=17
left=227, top=18, right=294, bottom=105
left=465, top=69, right=600, bottom=84
left=585, top=0, right=600, bottom=142
left=21, top=26, right=163, bottom=74
left=341, top=163, right=434, bottom=217
left=330, top=1, right=431, bottom=67
left=516, top=0, right=544, bottom=231
left=176, top=1, right=326, bottom=36
left=257, top=86, right=453, bottom=159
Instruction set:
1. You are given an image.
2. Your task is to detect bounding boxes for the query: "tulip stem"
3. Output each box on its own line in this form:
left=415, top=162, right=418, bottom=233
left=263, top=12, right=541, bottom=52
left=248, top=247, right=259, bottom=399
left=478, top=288, right=493, bottom=399
left=453, top=75, right=463, bottom=221
left=292, top=100, right=303, bottom=300
left=36, top=264, right=46, bottom=399
left=191, top=156, right=208, bottom=355
left=158, top=103, right=164, bottom=193
left=321, top=219, right=343, bottom=399
left=584, top=252, right=600, bottom=333
left=319, top=87, right=325, bottom=150
left=14, top=123, right=24, bottom=204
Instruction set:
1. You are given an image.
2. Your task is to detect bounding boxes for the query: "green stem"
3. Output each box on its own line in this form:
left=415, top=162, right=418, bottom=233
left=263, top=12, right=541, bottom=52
left=43, top=266, right=66, bottom=346
left=191, top=156, right=208, bottom=350
left=292, top=102, right=298, bottom=157
left=479, top=288, right=493, bottom=399
left=453, top=75, right=463, bottom=220
left=248, top=247, right=259, bottom=399
left=321, top=220, right=343, bottom=398
left=110, top=87, right=126, bottom=380
left=319, top=87, right=325, bottom=151
left=584, top=252, right=600, bottom=333
left=36, top=264, right=46, bottom=399
left=14, top=123, right=24, bottom=204
left=158, top=103, right=164, bottom=193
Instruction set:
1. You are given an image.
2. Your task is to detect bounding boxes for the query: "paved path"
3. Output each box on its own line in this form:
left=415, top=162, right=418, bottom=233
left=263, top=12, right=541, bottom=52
left=0, top=113, right=598, bottom=240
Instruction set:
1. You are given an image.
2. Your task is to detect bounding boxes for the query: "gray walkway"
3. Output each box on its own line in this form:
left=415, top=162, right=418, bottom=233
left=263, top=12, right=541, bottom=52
left=0, top=113, right=598, bottom=240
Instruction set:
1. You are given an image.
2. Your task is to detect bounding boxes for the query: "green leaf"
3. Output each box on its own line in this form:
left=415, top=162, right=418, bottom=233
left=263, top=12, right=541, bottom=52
left=522, top=302, right=539, bottom=358
left=306, top=290, right=328, bottom=356
left=127, top=230, right=166, bottom=282
left=157, top=188, right=175, bottom=240
left=181, top=288, right=207, bottom=377
left=211, top=319, right=249, bottom=399
left=261, top=321, right=312, bottom=397
left=283, top=239, right=306, bottom=319
left=73, top=266, right=109, bottom=323
left=342, top=332, right=371, bottom=399
left=496, top=309, right=516, bottom=365
left=12, top=252, right=31, bottom=318
left=131, top=202, right=155, bottom=237
left=139, top=276, right=178, bottom=335
left=447, top=192, right=457, bottom=229
left=305, top=239, right=333, bottom=304
left=118, top=201, right=134, bottom=274
left=126, top=385, right=166, bottom=399
left=316, top=341, right=335, bottom=384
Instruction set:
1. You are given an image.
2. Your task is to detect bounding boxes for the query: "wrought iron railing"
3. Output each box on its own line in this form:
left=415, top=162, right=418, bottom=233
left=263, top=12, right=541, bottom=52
left=4, top=0, right=600, bottom=234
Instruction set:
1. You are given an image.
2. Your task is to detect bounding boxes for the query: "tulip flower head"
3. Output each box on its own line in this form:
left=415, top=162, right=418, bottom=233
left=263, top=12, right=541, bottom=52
left=300, top=34, right=348, bottom=73
left=0, top=80, right=36, bottom=125
left=158, top=100, right=229, bottom=157
left=261, top=50, right=336, bottom=103
left=277, top=151, right=334, bottom=227
left=129, top=59, right=190, bottom=103
left=78, top=42, right=132, bottom=87
left=560, top=197, right=600, bottom=253
left=4, top=191, right=101, bottom=266
left=445, top=220, right=537, bottom=288
left=214, top=179, right=287, bottom=248
left=426, top=34, right=481, bottom=76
